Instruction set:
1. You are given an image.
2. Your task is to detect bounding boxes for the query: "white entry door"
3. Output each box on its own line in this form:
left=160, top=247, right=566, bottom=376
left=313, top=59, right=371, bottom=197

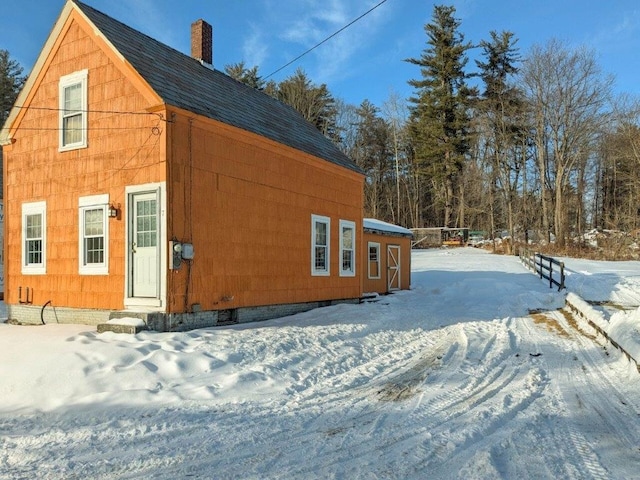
left=387, top=245, right=401, bottom=292
left=131, top=192, right=159, bottom=298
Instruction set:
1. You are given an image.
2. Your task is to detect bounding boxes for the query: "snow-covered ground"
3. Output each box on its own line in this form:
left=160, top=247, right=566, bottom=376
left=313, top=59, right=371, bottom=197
left=1, top=248, right=639, bottom=479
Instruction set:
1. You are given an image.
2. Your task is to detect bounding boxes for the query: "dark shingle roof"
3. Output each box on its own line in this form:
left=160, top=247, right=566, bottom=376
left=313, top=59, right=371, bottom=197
left=74, top=1, right=361, bottom=174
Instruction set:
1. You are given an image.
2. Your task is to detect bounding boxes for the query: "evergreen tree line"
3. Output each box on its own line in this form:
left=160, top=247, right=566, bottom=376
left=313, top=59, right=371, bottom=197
left=3, top=4, right=640, bottom=253
left=225, top=6, right=640, bottom=253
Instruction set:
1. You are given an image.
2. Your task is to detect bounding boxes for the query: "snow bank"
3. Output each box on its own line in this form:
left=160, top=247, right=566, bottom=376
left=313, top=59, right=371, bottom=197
left=609, top=308, right=640, bottom=361
left=566, top=292, right=608, bottom=331
left=566, top=292, right=640, bottom=367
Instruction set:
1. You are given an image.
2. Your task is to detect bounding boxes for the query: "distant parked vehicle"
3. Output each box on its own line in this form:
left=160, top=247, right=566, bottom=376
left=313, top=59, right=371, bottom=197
left=468, top=234, right=484, bottom=246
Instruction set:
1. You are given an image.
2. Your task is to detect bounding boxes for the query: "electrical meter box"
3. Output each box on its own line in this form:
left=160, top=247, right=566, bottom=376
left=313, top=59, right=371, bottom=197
left=181, top=243, right=195, bottom=260
left=169, top=241, right=182, bottom=270
left=169, top=242, right=194, bottom=270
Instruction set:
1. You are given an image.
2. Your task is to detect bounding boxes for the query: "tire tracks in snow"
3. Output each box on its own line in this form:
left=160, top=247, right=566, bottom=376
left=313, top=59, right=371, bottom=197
left=521, top=309, right=639, bottom=480
left=269, top=319, right=556, bottom=479
left=542, top=308, right=640, bottom=478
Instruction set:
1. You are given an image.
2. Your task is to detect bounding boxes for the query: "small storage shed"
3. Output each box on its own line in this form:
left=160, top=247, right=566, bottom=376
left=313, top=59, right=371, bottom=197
left=363, top=219, right=412, bottom=294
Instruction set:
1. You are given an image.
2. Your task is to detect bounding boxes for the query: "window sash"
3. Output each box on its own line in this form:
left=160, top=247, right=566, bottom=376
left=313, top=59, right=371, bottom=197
left=339, top=220, right=356, bottom=276
left=62, top=83, right=84, bottom=147
left=62, top=111, right=83, bottom=146
left=314, top=222, right=328, bottom=271
left=59, top=70, right=87, bottom=150
left=368, top=242, right=381, bottom=279
left=25, top=214, right=43, bottom=266
left=79, top=194, right=109, bottom=275
left=311, top=215, right=330, bottom=276
left=83, top=207, right=105, bottom=265
left=22, top=202, right=46, bottom=274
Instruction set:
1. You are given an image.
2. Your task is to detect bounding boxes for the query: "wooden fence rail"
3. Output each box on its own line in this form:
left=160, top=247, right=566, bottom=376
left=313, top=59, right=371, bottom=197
left=519, top=248, right=565, bottom=291
left=520, top=249, right=639, bottom=373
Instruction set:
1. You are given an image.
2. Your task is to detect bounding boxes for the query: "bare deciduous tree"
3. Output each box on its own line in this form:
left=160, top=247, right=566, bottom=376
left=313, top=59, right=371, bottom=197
left=521, top=39, right=612, bottom=246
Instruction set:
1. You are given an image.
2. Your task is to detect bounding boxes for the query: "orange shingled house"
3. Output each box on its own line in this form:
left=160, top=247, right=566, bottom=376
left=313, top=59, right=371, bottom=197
left=0, top=1, right=410, bottom=331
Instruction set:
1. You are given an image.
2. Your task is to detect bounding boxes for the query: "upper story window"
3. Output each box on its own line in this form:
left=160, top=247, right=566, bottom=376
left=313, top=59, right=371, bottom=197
left=339, top=220, right=356, bottom=277
left=311, top=214, right=330, bottom=276
left=59, top=70, right=88, bottom=151
left=22, top=201, right=47, bottom=275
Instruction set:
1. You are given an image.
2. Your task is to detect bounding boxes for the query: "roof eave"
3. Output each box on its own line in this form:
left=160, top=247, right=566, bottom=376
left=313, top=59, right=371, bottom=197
left=364, top=227, right=413, bottom=239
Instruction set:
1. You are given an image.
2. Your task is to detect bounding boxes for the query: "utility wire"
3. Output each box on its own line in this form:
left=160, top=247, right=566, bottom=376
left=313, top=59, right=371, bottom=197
left=12, top=105, right=168, bottom=121
left=263, top=0, right=389, bottom=80
left=14, top=126, right=159, bottom=131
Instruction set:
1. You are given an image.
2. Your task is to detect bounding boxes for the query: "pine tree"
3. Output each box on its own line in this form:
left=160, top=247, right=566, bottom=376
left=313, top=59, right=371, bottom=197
left=406, top=5, right=474, bottom=228
left=0, top=49, right=26, bottom=127
left=353, top=100, right=392, bottom=219
left=224, top=61, right=265, bottom=90
left=275, top=68, right=338, bottom=141
left=476, top=31, right=524, bottom=251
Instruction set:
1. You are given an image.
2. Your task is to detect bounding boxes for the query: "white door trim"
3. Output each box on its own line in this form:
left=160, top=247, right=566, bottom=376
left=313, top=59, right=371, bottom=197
left=124, top=182, right=167, bottom=310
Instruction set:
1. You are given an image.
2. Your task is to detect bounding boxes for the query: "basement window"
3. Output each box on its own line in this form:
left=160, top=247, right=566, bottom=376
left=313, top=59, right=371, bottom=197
left=59, top=69, right=88, bottom=151
left=311, top=214, right=330, bottom=276
left=22, top=201, right=47, bottom=274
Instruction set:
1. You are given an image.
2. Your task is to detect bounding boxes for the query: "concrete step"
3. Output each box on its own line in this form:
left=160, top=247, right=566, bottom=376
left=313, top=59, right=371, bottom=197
left=97, top=317, right=147, bottom=334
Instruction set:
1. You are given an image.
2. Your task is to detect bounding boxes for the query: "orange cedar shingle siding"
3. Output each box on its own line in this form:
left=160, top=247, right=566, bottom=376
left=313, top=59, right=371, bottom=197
left=165, top=110, right=364, bottom=313
left=362, top=232, right=411, bottom=294
left=5, top=13, right=364, bottom=314
left=4, top=19, right=165, bottom=309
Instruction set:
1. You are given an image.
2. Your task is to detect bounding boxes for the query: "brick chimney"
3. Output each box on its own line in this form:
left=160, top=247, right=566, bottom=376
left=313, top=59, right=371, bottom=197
left=191, top=19, right=213, bottom=65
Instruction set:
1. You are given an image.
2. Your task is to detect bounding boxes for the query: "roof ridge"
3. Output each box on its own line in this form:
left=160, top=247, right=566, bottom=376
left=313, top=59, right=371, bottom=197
left=72, top=1, right=362, bottom=174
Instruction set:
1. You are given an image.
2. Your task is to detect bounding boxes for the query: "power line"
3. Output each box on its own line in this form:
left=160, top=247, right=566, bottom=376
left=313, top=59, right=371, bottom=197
left=14, top=126, right=160, bottom=132
left=12, top=105, right=168, bottom=121
left=263, top=0, right=389, bottom=80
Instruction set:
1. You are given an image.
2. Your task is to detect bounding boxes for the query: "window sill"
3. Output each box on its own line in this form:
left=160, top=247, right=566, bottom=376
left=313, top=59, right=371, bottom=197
left=59, top=142, right=88, bottom=153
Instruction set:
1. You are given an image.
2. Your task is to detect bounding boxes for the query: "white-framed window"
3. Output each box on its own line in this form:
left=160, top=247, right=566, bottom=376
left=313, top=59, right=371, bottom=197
left=311, top=214, right=330, bottom=276
left=339, top=220, right=356, bottom=277
left=79, top=194, right=109, bottom=275
left=22, top=201, right=46, bottom=274
left=368, top=242, right=381, bottom=279
left=59, top=69, right=88, bottom=151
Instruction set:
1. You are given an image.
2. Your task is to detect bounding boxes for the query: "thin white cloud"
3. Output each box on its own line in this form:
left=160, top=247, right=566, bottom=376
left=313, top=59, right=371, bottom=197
left=582, top=8, right=640, bottom=54
left=261, top=0, right=389, bottom=84
left=243, top=24, right=269, bottom=68
left=605, top=10, right=640, bottom=43
left=100, top=0, right=179, bottom=49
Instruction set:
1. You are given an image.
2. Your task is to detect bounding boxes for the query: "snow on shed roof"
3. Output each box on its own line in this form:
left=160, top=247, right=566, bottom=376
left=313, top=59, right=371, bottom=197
left=363, top=218, right=413, bottom=237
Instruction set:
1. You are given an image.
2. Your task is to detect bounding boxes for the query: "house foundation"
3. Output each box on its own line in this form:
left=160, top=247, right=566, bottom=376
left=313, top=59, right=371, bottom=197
left=7, top=298, right=360, bottom=332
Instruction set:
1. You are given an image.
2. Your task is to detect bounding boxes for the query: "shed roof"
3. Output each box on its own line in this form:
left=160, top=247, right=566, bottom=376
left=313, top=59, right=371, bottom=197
left=58, top=1, right=362, bottom=174
left=364, top=218, right=413, bottom=238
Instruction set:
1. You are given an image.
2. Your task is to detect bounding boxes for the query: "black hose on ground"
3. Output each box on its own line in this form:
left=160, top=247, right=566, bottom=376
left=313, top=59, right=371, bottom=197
left=40, top=300, right=51, bottom=325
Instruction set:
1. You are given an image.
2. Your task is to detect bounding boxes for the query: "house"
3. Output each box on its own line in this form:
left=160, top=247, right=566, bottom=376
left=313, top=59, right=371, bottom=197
left=0, top=0, right=372, bottom=331
left=363, top=219, right=412, bottom=295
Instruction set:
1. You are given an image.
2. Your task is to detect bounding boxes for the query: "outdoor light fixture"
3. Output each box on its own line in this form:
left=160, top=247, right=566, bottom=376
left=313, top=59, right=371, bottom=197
left=108, top=204, right=119, bottom=218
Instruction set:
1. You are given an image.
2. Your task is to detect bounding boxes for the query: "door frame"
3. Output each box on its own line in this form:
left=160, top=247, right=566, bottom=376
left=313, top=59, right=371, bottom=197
left=387, top=244, right=401, bottom=292
left=124, top=182, right=167, bottom=310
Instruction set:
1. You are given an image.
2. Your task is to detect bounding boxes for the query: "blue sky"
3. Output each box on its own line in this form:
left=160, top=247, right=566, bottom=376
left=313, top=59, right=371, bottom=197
left=1, top=0, right=639, bottom=108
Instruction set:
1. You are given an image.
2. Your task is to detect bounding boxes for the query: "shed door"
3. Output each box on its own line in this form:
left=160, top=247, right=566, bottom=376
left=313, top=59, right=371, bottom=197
left=130, top=192, right=159, bottom=298
left=387, top=245, right=401, bottom=291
